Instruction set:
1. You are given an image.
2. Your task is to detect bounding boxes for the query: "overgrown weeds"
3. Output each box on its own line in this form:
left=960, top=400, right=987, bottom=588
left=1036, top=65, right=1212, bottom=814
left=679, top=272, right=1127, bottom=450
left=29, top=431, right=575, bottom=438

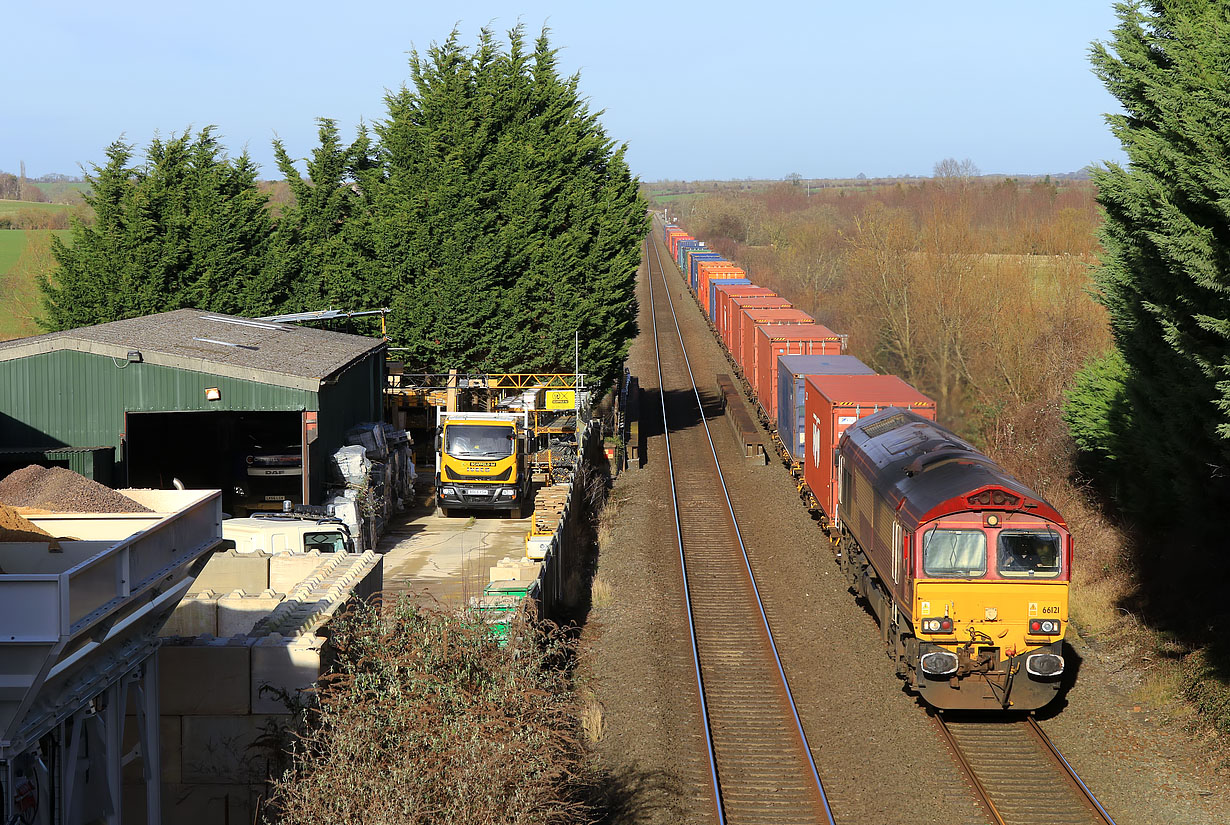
left=263, top=598, right=599, bottom=824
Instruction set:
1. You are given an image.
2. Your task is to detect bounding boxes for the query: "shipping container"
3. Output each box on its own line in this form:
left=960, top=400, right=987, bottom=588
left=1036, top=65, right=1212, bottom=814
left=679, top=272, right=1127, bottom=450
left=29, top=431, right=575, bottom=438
left=725, top=296, right=792, bottom=354
left=738, top=308, right=813, bottom=378
left=754, top=323, right=845, bottom=416
left=676, top=239, right=704, bottom=270
left=703, top=271, right=753, bottom=317
left=667, top=230, right=690, bottom=258
left=697, top=261, right=745, bottom=301
left=802, top=374, right=935, bottom=521
left=708, top=277, right=750, bottom=319
left=715, top=286, right=776, bottom=338
left=690, top=251, right=723, bottom=285
left=776, top=355, right=875, bottom=461
left=687, top=250, right=724, bottom=290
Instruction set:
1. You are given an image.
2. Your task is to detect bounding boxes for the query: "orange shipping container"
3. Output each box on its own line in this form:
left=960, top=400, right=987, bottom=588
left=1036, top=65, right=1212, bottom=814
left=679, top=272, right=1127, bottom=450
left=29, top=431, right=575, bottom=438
left=802, top=375, right=936, bottom=521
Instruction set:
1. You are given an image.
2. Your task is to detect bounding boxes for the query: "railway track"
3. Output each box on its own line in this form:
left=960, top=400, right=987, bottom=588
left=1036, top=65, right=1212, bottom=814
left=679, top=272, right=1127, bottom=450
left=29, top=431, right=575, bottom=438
left=644, top=231, right=835, bottom=825
left=935, top=714, right=1116, bottom=825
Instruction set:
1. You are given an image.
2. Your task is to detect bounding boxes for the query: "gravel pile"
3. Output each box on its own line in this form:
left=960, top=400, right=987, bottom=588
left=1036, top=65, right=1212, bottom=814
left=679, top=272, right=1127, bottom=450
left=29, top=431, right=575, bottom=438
left=0, top=465, right=151, bottom=513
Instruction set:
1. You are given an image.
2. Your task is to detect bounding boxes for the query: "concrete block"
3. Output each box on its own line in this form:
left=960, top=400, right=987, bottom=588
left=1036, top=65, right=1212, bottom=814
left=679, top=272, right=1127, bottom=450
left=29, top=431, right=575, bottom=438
left=159, top=643, right=251, bottom=716
left=122, top=714, right=181, bottom=784
left=251, top=634, right=324, bottom=714
left=191, top=551, right=269, bottom=595
left=217, top=589, right=284, bottom=637
left=181, top=714, right=287, bottom=784
left=490, top=558, right=541, bottom=583
left=122, top=781, right=263, bottom=825
left=268, top=552, right=329, bottom=593
left=161, top=591, right=219, bottom=637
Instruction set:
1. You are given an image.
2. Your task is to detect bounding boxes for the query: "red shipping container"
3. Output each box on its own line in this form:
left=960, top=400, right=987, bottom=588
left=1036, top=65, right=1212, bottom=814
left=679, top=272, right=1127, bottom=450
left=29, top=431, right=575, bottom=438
left=738, top=308, right=813, bottom=378
left=726, top=296, right=792, bottom=353
left=802, top=375, right=936, bottom=522
left=754, top=324, right=845, bottom=418
left=714, top=285, right=775, bottom=332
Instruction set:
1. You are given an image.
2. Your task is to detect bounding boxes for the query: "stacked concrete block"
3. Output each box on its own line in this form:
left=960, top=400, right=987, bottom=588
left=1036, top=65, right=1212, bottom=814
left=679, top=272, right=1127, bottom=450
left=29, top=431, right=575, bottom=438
left=190, top=550, right=270, bottom=595
left=216, top=589, right=285, bottom=637
left=490, top=557, right=542, bottom=584
left=123, top=550, right=383, bottom=825
left=161, top=590, right=219, bottom=637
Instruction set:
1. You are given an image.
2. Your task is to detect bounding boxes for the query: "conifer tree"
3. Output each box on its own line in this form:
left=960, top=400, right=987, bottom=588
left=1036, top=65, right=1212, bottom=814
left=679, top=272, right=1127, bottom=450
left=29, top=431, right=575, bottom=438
left=39, top=129, right=274, bottom=329
left=1074, top=2, right=1230, bottom=515
left=350, top=26, right=647, bottom=385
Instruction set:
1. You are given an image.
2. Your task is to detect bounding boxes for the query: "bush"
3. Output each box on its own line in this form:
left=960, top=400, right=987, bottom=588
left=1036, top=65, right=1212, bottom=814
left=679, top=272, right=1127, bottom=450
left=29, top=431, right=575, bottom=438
left=263, top=598, right=594, bottom=825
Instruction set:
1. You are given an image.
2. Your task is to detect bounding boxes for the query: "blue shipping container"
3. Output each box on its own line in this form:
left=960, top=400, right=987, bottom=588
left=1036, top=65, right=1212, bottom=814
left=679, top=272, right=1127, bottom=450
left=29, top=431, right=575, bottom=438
left=777, top=355, right=875, bottom=460
left=688, top=252, right=725, bottom=290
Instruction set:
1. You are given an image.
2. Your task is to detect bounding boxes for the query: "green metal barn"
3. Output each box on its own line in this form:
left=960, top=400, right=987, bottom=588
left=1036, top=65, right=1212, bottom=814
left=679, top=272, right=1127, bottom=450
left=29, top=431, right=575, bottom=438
left=0, top=309, right=387, bottom=515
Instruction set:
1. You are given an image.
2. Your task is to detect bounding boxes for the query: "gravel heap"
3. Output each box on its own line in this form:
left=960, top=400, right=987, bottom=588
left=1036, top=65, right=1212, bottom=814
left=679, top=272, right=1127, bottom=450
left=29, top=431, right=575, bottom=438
left=0, top=502, right=56, bottom=543
left=0, top=465, right=151, bottom=514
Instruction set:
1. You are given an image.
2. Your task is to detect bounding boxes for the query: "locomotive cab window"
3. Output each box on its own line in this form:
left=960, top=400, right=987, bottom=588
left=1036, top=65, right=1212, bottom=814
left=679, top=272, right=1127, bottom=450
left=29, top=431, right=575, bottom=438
left=922, top=528, right=986, bottom=578
left=997, top=530, right=1062, bottom=578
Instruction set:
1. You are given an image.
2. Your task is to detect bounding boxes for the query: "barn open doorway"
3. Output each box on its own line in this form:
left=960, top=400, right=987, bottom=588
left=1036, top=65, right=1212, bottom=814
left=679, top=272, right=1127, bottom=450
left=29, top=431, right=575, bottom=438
left=126, top=411, right=303, bottom=516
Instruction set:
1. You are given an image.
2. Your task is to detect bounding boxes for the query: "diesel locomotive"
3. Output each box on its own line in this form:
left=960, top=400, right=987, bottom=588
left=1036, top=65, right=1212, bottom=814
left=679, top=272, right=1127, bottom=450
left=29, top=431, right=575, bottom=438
left=836, top=409, right=1068, bottom=710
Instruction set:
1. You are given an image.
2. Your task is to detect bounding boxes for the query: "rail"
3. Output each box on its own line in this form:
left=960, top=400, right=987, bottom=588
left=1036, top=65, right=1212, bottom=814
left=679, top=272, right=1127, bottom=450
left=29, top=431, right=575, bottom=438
left=934, top=713, right=1116, bottom=825
left=645, top=227, right=836, bottom=824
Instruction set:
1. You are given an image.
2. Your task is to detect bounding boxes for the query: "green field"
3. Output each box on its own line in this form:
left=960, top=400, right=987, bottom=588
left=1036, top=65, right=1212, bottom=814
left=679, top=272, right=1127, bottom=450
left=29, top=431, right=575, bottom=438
left=0, top=229, right=68, bottom=340
left=0, top=199, right=71, bottom=216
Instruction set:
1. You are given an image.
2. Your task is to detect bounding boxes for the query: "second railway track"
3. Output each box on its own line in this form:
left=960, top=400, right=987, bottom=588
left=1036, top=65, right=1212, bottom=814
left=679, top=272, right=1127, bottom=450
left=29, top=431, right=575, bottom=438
left=644, top=232, right=835, bottom=825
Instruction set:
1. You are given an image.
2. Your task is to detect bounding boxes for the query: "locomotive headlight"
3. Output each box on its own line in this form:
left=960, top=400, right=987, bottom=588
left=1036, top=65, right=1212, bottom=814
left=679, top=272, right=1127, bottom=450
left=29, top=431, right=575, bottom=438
left=1028, top=619, right=1061, bottom=634
left=985, top=607, right=998, bottom=621
left=921, top=617, right=954, bottom=634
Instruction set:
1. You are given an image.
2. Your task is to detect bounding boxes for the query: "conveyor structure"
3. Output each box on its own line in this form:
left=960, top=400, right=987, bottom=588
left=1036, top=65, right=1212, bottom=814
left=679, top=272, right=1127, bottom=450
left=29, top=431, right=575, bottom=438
left=0, top=489, right=223, bottom=825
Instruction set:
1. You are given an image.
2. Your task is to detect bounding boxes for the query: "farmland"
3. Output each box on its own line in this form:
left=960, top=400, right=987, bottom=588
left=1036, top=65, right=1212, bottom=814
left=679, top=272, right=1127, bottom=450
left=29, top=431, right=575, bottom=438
left=0, top=228, right=66, bottom=340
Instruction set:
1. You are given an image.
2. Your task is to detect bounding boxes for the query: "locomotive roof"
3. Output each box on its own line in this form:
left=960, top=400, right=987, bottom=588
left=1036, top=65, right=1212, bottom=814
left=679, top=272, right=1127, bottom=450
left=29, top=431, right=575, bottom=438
left=841, top=408, right=1065, bottom=529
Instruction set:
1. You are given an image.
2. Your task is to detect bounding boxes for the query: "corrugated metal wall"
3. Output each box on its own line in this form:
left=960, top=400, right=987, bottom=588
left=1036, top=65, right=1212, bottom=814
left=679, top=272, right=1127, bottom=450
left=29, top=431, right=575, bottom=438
left=0, top=347, right=385, bottom=497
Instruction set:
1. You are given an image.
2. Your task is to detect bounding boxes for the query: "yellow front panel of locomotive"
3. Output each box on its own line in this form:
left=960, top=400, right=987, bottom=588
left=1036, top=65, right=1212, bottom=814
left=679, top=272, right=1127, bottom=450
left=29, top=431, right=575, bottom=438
left=915, top=580, right=1069, bottom=652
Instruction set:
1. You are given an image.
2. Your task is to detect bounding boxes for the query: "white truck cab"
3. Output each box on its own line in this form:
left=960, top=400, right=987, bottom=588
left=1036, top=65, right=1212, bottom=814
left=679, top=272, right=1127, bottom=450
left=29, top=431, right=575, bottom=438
left=221, top=512, right=356, bottom=554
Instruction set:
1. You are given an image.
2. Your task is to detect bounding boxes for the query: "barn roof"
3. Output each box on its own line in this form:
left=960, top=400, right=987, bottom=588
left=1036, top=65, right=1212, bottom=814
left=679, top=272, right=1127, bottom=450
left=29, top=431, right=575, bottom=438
left=0, top=309, right=385, bottom=392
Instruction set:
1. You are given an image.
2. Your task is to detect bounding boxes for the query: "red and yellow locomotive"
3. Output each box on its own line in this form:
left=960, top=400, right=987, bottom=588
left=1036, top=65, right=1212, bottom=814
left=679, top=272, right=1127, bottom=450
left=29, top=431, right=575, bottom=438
left=836, top=408, right=1069, bottom=711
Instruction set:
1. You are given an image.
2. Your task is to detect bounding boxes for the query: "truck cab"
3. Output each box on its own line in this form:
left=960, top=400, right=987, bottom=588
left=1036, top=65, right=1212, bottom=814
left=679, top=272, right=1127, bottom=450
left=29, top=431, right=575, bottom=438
left=221, top=512, right=356, bottom=554
left=435, top=412, right=529, bottom=518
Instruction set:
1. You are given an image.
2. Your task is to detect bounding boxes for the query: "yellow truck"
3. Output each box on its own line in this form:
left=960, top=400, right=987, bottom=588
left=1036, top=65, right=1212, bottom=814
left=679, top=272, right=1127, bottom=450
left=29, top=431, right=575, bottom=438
left=435, top=411, right=530, bottom=518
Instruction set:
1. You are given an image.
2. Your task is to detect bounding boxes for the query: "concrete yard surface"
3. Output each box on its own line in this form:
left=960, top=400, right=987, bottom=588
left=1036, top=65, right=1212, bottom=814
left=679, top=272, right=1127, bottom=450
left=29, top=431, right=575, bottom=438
left=378, top=490, right=533, bottom=606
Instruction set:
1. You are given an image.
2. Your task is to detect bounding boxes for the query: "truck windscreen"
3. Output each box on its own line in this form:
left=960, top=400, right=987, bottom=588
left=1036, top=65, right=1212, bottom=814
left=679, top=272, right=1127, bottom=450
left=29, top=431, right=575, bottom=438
left=446, top=425, right=514, bottom=459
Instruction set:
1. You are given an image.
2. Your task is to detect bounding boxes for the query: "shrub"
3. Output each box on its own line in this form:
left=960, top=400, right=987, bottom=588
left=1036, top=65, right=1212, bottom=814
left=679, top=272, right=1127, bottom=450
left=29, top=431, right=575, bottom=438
left=264, top=598, right=594, bottom=825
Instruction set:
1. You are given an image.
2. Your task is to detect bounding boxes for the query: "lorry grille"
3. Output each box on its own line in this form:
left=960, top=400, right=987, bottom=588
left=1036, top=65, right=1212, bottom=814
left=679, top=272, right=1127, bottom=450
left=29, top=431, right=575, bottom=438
left=444, top=467, right=513, bottom=482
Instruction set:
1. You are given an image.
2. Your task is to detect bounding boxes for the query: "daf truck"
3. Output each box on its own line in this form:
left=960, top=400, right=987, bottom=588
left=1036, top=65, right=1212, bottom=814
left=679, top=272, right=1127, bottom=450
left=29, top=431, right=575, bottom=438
left=435, top=411, right=530, bottom=518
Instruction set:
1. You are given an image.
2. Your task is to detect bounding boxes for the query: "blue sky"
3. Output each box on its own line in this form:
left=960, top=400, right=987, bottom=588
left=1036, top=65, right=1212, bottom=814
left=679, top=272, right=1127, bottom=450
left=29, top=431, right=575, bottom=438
left=4, top=1, right=1126, bottom=182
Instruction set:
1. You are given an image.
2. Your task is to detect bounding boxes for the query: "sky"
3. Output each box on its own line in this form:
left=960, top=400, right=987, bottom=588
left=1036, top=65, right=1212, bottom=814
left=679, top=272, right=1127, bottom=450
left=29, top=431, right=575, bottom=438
left=3, top=1, right=1127, bottom=183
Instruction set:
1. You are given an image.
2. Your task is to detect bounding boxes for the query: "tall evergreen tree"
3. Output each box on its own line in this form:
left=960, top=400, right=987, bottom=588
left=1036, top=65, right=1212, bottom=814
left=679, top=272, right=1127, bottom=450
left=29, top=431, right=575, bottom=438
left=349, top=26, right=647, bottom=385
left=1074, top=1, right=1230, bottom=516
left=266, top=120, right=379, bottom=313
left=39, top=129, right=274, bottom=329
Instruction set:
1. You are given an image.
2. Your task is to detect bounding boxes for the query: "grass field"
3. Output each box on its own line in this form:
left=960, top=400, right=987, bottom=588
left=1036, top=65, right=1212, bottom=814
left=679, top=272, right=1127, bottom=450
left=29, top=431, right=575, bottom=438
left=0, top=229, right=67, bottom=340
left=0, top=199, right=71, bottom=216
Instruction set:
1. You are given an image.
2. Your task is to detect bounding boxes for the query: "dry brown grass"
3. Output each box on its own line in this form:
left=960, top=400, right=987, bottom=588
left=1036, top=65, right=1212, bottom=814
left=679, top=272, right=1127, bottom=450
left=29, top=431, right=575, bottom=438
left=579, top=689, right=606, bottom=745
left=590, top=576, right=614, bottom=609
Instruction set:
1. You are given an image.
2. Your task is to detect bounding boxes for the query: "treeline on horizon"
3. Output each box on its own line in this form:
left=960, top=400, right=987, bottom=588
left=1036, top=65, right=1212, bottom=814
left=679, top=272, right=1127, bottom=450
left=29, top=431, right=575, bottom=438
left=30, top=26, right=647, bottom=387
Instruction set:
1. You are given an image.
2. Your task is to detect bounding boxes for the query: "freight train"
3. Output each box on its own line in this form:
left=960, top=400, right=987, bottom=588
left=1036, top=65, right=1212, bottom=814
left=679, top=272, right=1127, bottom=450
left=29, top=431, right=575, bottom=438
left=662, top=220, right=1070, bottom=712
